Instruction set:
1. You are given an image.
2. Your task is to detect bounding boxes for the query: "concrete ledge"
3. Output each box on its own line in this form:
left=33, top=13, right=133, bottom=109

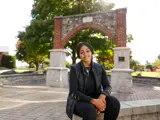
left=120, top=99, right=160, bottom=116
left=73, top=99, right=160, bottom=120
left=47, top=67, right=68, bottom=70
left=0, top=73, right=45, bottom=85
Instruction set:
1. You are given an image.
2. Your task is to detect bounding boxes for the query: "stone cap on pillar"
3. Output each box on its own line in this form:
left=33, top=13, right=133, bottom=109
left=111, top=68, right=133, bottom=72
left=49, top=49, right=67, bottom=53
left=113, top=47, right=130, bottom=69
left=113, top=47, right=130, bottom=51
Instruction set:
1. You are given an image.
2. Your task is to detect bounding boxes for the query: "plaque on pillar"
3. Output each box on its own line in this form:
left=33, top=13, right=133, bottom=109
left=118, top=56, right=125, bottom=62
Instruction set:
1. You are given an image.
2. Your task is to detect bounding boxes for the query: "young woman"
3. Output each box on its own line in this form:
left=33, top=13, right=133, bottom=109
left=66, top=42, right=120, bottom=120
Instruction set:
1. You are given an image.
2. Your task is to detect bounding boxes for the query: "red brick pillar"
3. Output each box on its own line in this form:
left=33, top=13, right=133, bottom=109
left=0, top=52, right=3, bottom=65
left=53, top=17, right=63, bottom=49
left=116, top=8, right=127, bottom=47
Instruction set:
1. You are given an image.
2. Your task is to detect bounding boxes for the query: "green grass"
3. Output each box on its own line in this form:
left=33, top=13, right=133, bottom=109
left=106, top=70, right=160, bottom=77
left=14, top=68, right=45, bottom=73
left=132, top=72, right=160, bottom=77
left=14, top=68, right=35, bottom=73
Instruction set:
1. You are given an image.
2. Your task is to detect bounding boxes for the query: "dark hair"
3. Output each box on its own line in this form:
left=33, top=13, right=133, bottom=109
left=77, top=42, right=94, bottom=58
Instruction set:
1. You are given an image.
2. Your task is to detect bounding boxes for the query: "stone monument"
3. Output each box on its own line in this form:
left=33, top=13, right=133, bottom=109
left=111, top=47, right=133, bottom=93
left=46, top=8, right=127, bottom=88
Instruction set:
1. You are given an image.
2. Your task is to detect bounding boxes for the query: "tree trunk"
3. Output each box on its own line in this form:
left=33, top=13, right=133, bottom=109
left=72, top=57, right=76, bottom=64
left=35, top=63, right=39, bottom=71
left=72, top=49, right=77, bottom=64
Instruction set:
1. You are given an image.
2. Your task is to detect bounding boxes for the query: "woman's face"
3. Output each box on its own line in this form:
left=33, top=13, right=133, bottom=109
left=79, top=45, right=92, bottom=63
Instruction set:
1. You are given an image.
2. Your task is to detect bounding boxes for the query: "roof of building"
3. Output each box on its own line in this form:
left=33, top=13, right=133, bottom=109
left=0, top=46, right=9, bottom=52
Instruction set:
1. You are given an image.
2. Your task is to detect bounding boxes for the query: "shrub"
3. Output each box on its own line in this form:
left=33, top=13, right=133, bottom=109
left=136, top=72, right=142, bottom=76
left=1, top=55, right=16, bottom=69
left=146, top=64, right=153, bottom=71
left=66, top=61, right=71, bottom=68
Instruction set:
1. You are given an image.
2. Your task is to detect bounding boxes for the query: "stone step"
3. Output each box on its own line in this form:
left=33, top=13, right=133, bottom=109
left=73, top=113, right=104, bottom=120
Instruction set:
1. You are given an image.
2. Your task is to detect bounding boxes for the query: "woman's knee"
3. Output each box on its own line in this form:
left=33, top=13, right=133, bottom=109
left=75, top=102, right=96, bottom=116
left=106, top=96, right=120, bottom=111
left=104, top=96, right=120, bottom=119
left=85, top=103, right=96, bottom=114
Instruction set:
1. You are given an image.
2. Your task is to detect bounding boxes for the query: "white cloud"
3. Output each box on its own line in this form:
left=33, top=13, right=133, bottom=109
left=0, top=0, right=33, bottom=54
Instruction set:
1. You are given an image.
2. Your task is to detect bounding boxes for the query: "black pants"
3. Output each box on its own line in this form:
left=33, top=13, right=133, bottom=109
left=74, top=96, right=120, bottom=120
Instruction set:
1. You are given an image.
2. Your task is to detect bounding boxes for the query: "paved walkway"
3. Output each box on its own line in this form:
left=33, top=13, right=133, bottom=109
left=0, top=83, right=160, bottom=120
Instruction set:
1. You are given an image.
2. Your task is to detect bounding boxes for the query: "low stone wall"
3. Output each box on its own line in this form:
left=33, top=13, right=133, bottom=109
left=107, top=75, right=160, bottom=86
left=118, top=99, right=160, bottom=120
left=74, top=99, right=160, bottom=120
left=133, top=76, right=160, bottom=86
left=1, top=74, right=160, bottom=86
left=0, top=73, right=45, bottom=85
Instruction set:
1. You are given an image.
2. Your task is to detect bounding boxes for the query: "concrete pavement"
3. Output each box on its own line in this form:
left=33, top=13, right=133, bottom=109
left=0, top=83, right=160, bottom=120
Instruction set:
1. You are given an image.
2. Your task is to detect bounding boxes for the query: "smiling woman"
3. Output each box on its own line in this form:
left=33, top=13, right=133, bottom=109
left=66, top=42, right=120, bottom=120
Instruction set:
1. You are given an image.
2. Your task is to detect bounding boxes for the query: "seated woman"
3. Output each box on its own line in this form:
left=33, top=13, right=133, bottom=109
left=66, top=42, right=120, bottom=120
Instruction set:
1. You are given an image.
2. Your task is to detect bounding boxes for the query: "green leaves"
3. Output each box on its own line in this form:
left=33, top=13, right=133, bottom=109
left=16, top=28, right=51, bottom=71
left=127, top=34, right=133, bottom=43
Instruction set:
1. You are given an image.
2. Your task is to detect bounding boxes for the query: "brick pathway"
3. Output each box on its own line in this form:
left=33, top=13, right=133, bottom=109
left=0, top=83, right=160, bottom=120
left=112, top=83, right=160, bottom=101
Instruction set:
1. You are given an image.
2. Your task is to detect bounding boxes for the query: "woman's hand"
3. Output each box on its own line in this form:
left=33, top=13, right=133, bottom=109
left=91, top=98, right=106, bottom=112
left=96, top=108, right=101, bottom=114
left=99, top=94, right=106, bottom=105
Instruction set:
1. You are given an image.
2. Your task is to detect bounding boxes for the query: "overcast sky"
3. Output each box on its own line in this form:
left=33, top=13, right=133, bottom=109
left=0, top=0, right=160, bottom=65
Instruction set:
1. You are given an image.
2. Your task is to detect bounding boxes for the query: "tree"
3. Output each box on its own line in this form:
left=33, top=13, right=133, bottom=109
left=146, top=64, right=153, bottom=71
left=130, top=58, right=140, bottom=71
left=65, top=29, right=113, bottom=64
left=157, top=54, right=160, bottom=60
left=31, top=0, right=115, bottom=19
left=152, top=59, right=160, bottom=68
left=16, top=29, right=51, bottom=71
left=152, top=54, right=160, bottom=68
left=95, top=39, right=115, bottom=69
left=127, top=34, right=133, bottom=43
left=31, top=0, right=116, bottom=65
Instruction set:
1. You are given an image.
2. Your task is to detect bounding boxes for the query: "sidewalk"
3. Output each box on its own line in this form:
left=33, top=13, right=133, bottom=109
left=0, top=83, right=160, bottom=120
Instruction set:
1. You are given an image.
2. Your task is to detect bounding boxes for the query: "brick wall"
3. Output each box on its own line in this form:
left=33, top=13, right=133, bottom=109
left=116, top=8, right=127, bottom=47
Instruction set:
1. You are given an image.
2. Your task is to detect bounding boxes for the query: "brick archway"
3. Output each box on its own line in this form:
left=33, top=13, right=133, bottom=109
left=61, top=23, right=113, bottom=47
left=53, top=8, right=127, bottom=49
